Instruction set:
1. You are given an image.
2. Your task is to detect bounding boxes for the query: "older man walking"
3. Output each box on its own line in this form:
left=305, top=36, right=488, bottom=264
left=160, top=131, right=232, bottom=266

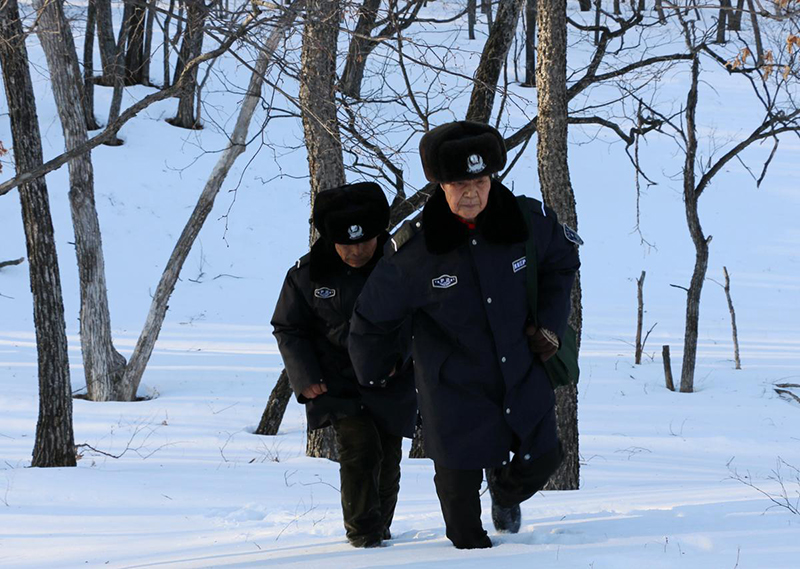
left=348, top=122, right=580, bottom=549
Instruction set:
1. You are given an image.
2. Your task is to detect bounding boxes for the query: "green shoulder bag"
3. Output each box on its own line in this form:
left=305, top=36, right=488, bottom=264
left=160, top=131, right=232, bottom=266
left=516, top=196, right=580, bottom=390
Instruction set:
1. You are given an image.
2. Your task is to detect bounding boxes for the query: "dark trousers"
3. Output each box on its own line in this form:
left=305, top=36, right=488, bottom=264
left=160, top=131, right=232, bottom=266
left=332, top=413, right=403, bottom=545
left=433, top=411, right=563, bottom=549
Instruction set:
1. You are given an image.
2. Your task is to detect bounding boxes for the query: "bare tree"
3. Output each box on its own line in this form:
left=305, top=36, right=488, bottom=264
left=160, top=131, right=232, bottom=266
left=299, top=0, right=345, bottom=461
left=635, top=270, right=646, bottom=364
left=121, top=4, right=303, bottom=400
left=33, top=0, right=128, bottom=402
left=340, top=0, right=382, bottom=98
left=124, top=0, right=150, bottom=85
left=95, top=0, right=118, bottom=81
left=0, top=0, right=75, bottom=467
left=82, top=0, right=102, bottom=130
left=169, top=0, right=208, bottom=128
left=536, top=0, right=580, bottom=491
left=523, top=0, right=536, bottom=86
left=339, top=0, right=426, bottom=100
left=466, top=0, right=524, bottom=123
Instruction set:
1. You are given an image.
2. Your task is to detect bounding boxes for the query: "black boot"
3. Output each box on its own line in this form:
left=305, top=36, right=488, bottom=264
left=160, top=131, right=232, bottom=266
left=486, top=468, right=521, bottom=534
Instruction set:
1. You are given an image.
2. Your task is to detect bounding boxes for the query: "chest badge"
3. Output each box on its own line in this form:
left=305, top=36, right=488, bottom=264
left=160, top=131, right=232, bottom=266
left=512, top=257, right=527, bottom=273
left=432, top=275, right=458, bottom=289
left=314, top=287, right=336, bottom=299
left=348, top=225, right=364, bottom=240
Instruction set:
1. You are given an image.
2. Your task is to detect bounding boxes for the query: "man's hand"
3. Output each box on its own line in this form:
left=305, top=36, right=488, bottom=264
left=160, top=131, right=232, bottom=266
left=525, top=325, right=559, bottom=362
left=301, top=382, right=328, bottom=400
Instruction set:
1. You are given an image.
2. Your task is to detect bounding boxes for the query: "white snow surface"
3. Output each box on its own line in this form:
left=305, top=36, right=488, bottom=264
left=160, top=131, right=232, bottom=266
left=1, top=2, right=799, bottom=567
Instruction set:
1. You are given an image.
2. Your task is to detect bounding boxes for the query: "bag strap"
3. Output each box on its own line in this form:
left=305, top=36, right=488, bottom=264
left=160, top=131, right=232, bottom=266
left=516, top=196, right=539, bottom=327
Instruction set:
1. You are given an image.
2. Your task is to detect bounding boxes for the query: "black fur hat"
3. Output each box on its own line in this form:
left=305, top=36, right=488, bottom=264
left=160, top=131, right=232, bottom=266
left=313, top=182, right=390, bottom=244
left=419, top=121, right=507, bottom=183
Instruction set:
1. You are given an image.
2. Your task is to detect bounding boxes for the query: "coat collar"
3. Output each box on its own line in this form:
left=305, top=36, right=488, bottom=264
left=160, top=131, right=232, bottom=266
left=422, top=180, right=528, bottom=255
left=309, top=232, right=388, bottom=282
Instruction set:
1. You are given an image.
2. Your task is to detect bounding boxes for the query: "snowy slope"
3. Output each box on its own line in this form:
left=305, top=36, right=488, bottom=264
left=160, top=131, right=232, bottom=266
left=1, top=2, right=799, bottom=567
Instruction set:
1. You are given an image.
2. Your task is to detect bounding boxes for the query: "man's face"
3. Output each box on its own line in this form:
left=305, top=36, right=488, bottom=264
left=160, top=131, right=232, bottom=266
left=335, top=237, right=379, bottom=268
left=440, top=176, right=491, bottom=222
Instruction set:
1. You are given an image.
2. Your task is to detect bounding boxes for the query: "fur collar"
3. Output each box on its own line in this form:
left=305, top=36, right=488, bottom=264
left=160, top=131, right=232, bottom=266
left=309, top=232, right=388, bottom=282
left=422, top=180, right=528, bottom=255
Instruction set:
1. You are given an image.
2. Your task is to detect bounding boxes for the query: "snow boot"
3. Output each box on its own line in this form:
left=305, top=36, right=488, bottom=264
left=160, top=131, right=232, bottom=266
left=485, top=468, right=521, bottom=534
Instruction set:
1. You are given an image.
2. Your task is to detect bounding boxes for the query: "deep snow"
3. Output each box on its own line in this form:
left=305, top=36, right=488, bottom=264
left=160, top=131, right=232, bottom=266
left=1, top=1, right=799, bottom=567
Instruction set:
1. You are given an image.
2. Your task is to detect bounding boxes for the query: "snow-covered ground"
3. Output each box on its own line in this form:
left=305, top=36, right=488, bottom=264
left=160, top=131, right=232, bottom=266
left=1, top=2, right=799, bottom=567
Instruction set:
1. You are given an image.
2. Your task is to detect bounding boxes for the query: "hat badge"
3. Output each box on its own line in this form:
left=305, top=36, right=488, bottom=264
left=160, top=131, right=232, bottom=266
left=348, top=225, right=364, bottom=240
left=466, top=153, right=485, bottom=174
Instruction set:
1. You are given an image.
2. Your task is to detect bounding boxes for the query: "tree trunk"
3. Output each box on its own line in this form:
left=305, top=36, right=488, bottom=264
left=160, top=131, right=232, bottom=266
left=722, top=267, right=742, bottom=370
left=536, top=0, right=580, bottom=491
left=468, top=0, right=477, bottom=39
left=107, top=2, right=133, bottom=142
left=124, top=1, right=148, bottom=85
left=655, top=0, right=666, bottom=23
left=728, top=0, right=745, bottom=31
left=255, top=370, right=292, bottom=435
left=409, top=415, right=426, bottom=458
left=481, top=0, right=494, bottom=30
left=745, top=0, right=764, bottom=65
left=142, top=0, right=157, bottom=84
left=120, top=6, right=299, bottom=400
left=466, top=0, right=524, bottom=124
left=300, top=0, right=345, bottom=461
left=163, top=0, right=176, bottom=87
left=716, top=0, right=731, bottom=44
left=169, top=0, right=206, bottom=129
left=680, top=56, right=708, bottom=394
left=83, top=0, right=101, bottom=130
left=523, top=0, right=536, bottom=86
left=0, top=0, right=76, bottom=468
left=635, top=270, right=645, bottom=364
left=94, top=0, right=118, bottom=81
left=340, top=0, right=382, bottom=99
left=33, top=0, right=128, bottom=402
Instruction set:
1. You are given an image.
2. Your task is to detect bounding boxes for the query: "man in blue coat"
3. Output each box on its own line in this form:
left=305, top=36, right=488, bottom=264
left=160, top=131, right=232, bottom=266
left=272, top=182, right=416, bottom=548
left=348, top=122, right=580, bottom=549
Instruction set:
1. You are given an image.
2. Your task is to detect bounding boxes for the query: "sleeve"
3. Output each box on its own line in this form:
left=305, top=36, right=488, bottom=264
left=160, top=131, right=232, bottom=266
left=536, top=211, right=581, bottom=341
left=349, top=257, right=414, bottom=387
left=270, top=269, right=325, bottom=403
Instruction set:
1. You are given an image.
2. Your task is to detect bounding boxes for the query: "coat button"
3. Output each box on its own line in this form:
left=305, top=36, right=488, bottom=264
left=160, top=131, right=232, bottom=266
left=369, top=381, right=374, bottom=385
left=471, top=239, right=477, bottom=245
left=502, top=460, right=508, bottom=466
left=501, top=356, right=506, bottom=363
left=506, top=408, right=511, bottom=414
left=524, top=454, right=531, bottom=461
left=487, top=297, right=492, bottom=304
left=416, top=222, right=421, bottom=228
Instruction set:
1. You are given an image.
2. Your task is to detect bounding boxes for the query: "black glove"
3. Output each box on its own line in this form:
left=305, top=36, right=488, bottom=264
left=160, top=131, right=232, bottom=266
left=525, top=325, right=559, bottom=362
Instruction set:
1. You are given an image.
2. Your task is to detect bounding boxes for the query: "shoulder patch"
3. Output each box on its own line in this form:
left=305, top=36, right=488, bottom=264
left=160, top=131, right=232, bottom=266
left=387, top=214, right=423, bottom=257
left=563, top=224, right=584, bottom=246
left=291, top=253, right=311, bottom=272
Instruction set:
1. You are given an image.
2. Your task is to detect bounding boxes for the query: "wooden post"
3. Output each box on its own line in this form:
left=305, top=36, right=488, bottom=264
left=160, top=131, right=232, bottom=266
left=662, top=345, right=675, bottom=391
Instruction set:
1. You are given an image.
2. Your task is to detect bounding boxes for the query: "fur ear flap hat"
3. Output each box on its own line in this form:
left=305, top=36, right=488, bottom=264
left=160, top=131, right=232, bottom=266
left=313, top=182, right=390, bottom=244
left=419, top=121, right=507, bottom=183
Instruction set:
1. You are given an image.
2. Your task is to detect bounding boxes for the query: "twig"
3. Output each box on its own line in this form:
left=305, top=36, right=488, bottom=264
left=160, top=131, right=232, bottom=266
left=0, top=258, right=24, bottom=269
